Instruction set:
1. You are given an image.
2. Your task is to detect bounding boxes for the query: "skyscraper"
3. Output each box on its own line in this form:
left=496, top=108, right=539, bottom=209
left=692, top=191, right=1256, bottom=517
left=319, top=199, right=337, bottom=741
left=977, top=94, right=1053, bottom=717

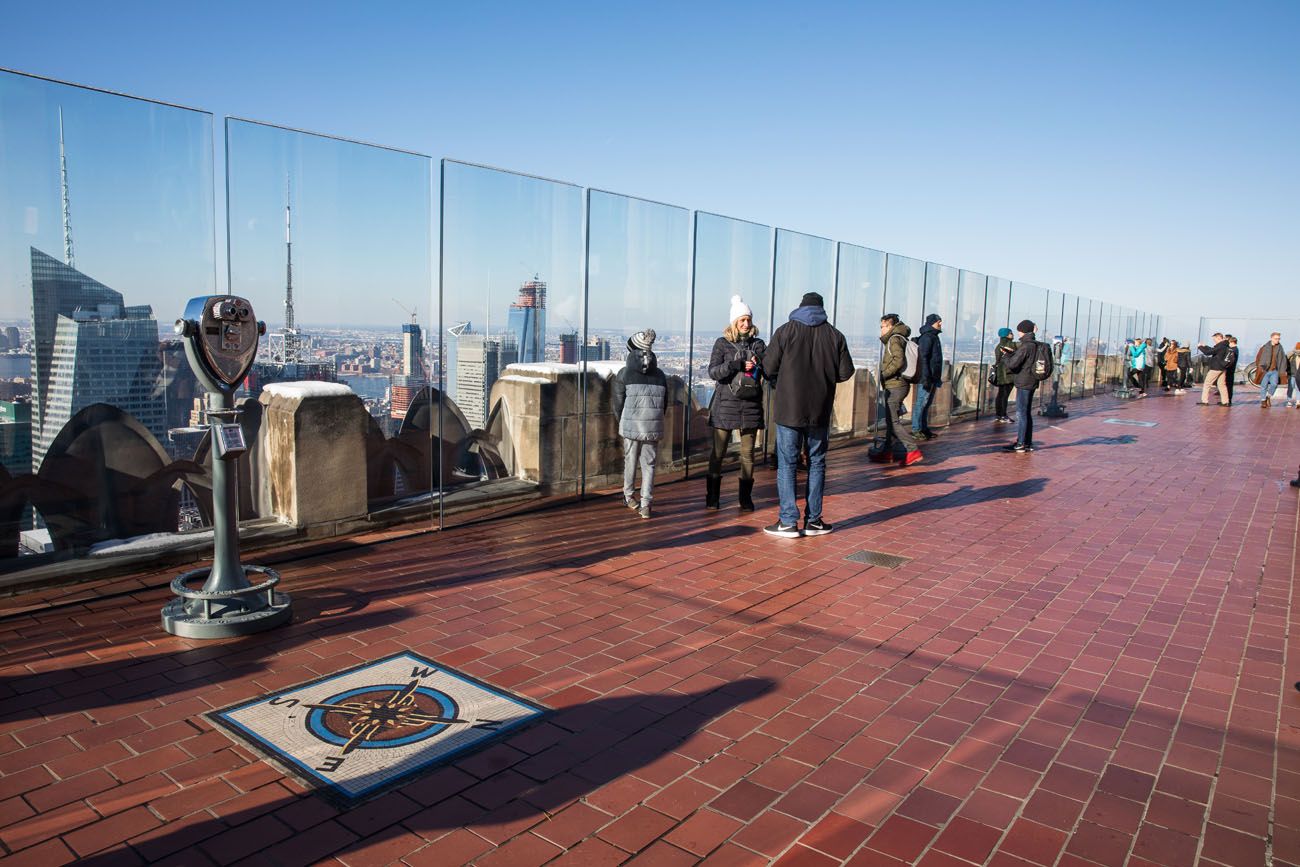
left=26, top=248, right=168, bottom=470
left=34, top=300, right=165, bottom=468
left=506, top=277, right=547, bottom=364
left=455, top=333, right=517, bottom=430
left=391, top=321, right=426, bottom=422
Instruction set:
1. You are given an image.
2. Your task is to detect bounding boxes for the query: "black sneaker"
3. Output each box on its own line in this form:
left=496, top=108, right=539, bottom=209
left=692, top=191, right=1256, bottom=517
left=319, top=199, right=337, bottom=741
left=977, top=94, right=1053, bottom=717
left=803, top=518, right=832, bottom=536
left=1022, top=444, right=1036, bottom=452
left=1003, top=442, right=1026, bottom=453
left=763, top=522, right=802, bottom=538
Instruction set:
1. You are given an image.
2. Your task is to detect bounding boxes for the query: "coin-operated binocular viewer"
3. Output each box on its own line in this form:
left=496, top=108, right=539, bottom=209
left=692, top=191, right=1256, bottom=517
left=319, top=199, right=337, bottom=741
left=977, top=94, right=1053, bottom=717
left=161, top=296, right=292, bottom=638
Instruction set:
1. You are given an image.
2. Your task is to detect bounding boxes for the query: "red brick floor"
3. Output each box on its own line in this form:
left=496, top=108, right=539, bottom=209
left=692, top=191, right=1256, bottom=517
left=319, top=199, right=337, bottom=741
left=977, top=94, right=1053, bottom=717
left=1, top=392, right=1297, bottom=866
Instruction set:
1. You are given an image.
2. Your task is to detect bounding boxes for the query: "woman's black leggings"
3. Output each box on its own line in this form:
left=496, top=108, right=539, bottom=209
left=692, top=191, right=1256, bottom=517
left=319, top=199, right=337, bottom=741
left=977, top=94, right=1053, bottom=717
left=995, top=384, right=1012, bottom=418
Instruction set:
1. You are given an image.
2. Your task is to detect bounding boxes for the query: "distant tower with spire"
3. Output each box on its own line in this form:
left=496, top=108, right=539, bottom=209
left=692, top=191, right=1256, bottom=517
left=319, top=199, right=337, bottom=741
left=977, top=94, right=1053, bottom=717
left=59, top=108, right=74, bottom=269
left=282, top=175, right=300, bottom=363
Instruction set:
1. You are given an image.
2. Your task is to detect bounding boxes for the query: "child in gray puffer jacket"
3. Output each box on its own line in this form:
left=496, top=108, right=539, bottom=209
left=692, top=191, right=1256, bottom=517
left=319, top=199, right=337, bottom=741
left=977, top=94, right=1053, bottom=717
left=612, top=328, right=667, bottom=519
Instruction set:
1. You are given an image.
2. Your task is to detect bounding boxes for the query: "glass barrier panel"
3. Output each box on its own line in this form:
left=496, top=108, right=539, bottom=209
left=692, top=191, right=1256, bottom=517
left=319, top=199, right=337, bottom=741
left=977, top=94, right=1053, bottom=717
left=0, top=70, right=215, bottom=570
left=920, top=262, right=958, bottom=427
left=1080, top=298, right=1098, bottom=396
left=227, top=119, right=434, bottom=527
left=833, top=243, right=885, bottom=436
left=884, top=253, right=925, bottom=330
left=1039, top=290, right=1063, bottom=410
left=586, top=191, right=690, bottom=495
left=980, top=277, right=1011, bottom=415
left=439, top=161, right=583, bottom=526
left=773, top=229, right=835, bottom=319
left=689, top=213, right=772, bottom=468
left=884, top=254, right=925, bottom=417
left=1061, top=294, right=1082, bottom=398
left=952, top=270, right=987, bottom=418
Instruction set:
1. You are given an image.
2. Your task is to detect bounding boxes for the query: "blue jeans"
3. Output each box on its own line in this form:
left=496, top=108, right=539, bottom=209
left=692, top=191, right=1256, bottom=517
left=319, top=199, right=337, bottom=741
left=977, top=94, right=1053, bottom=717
left=911, top=382, right=933, bottom=434
left=775, top=424, right=828, bottom=527
left=1261, top=369, right=1279, bottom=401
left=1015, top=387, right=1036, bottom=446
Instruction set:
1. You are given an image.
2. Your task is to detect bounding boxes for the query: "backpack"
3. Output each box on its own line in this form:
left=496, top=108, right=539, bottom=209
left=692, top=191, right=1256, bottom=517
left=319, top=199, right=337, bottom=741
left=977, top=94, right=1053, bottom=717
left=1032, top=341, right=1053, bottom=381
left=901, top=337, right=920, bottom=382
left=727, top=342, right=762, bottom=400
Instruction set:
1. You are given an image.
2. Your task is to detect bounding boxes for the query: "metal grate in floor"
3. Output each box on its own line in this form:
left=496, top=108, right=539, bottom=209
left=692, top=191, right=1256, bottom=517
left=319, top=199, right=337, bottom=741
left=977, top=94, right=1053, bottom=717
left=1103, top=418, right=1158, bottom=427
left=845, top=550, right=911, bottom=568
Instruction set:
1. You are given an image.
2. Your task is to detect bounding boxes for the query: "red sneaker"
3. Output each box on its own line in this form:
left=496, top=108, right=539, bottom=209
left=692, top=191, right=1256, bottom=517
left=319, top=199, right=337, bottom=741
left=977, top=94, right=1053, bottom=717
left=901, top=449, right=924, bottom=467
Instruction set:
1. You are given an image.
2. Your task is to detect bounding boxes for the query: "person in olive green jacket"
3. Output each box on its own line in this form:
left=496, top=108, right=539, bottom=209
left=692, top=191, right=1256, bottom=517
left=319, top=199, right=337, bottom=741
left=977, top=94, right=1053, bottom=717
left=992, top=327, right=1016, bottom=422
left=872, top=314, right=921, bottom=466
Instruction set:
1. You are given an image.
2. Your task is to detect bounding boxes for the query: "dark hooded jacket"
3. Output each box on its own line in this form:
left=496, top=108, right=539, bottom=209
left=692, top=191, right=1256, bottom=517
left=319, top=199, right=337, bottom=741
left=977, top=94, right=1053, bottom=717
left=915, top=316, right=944, bottom=388
left=993, top=335, right=1016, bottom=386
left=708, top=334, right=767, bottom=430
left=1003, top=332, right=1043, bottom=389
left=611, top=349, right=666, bottom=441
left=1199, top=339, right=1229, bottom=371
left=879, top=321, right=912, bottom=390
left=764, top=305, right=853, bottom=428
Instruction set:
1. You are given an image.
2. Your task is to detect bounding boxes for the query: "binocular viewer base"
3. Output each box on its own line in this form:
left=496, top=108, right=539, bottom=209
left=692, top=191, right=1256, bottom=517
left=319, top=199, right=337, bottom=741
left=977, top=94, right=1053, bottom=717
left=161, top=565, right=293, bottom=639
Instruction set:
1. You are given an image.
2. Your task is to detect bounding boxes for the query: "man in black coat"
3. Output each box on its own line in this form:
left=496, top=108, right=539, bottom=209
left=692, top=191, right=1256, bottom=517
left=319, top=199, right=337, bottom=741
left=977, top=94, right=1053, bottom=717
left=911, top=313, right=944, bottom=441
left=1197, top=332, right=1230, bottom=405
left=762, top=292, right=853, bottom=538
left=1001, top=319, right=1045, bottom=452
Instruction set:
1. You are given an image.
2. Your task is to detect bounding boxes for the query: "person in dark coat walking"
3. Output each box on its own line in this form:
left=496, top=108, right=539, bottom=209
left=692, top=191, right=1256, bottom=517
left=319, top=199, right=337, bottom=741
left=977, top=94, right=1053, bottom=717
left=874, top=314, right=922, bottom=466
left=911, top=313, right=944, bottom=440
left=1001, top=319, right=1045, bottom=452
left=611, top=329, right=666, bottom=519
left=761, top=292, right=853, bottom=538
left=706, top=295, right=766, bottom=511
left=991, top=327, right=1016, bottom=422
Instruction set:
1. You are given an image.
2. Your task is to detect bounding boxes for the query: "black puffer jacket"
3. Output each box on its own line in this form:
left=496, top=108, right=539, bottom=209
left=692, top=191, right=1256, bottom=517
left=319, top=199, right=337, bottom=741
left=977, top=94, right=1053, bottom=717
left=764, top=306, right=853, bottom=428
left=1003, top=334, right=1043, bottom=389
left=915, top=322, right=943, bottom=388
left=611, top=350, right=666, bottom=441
left=708, top=335, right=766, bottom=430
left=1199, top=340, right=1229, bottom=371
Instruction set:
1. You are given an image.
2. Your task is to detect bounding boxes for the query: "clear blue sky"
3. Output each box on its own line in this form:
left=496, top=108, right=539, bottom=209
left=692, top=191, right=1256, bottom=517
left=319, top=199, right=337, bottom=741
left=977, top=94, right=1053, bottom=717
left=1, top=0, right=1295, bottom=325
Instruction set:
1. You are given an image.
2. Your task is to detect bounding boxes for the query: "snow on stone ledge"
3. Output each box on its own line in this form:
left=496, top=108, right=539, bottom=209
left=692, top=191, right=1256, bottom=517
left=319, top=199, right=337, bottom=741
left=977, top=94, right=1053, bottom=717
left=499, top=374, right=552, bottom=385
left=587, top=361, right=623, bottom=378
left=504, top=362, right=580, bottom=375
left=89, top=529, right=214, bottom=557
left=262, top=382, right=355, bottom=399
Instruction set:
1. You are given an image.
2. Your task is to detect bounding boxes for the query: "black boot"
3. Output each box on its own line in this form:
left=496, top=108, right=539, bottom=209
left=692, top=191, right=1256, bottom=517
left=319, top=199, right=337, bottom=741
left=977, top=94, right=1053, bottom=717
left=706, top=475, right=721, bottom=510
left=738, top=478, right=755, bottom=512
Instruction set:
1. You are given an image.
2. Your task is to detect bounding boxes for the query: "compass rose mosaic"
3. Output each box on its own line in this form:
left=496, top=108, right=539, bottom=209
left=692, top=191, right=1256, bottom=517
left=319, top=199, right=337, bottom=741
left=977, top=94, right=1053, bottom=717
left=207, top=651, right=546, bottom=804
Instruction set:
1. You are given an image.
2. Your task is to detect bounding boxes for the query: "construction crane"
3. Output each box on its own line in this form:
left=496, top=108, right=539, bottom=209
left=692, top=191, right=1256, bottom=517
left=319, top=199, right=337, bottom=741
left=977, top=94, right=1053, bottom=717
left=392, top=298, right=418, bottom=325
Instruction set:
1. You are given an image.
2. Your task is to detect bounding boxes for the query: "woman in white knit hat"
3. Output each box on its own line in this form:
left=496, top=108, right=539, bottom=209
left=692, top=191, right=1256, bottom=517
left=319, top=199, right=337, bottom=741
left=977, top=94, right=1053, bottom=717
left=705, top=295, right=767, bottom=511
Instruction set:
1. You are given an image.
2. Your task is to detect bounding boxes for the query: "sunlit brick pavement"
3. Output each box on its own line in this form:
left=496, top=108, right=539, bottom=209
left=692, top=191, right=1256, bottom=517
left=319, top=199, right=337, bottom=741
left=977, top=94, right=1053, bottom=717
left=1, top=392, right=1297, bottom=866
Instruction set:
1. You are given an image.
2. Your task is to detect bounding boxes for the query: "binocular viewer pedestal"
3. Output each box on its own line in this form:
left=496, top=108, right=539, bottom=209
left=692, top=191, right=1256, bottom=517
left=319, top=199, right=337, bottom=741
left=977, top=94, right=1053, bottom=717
left=161, top=295, right=292, bottom=639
